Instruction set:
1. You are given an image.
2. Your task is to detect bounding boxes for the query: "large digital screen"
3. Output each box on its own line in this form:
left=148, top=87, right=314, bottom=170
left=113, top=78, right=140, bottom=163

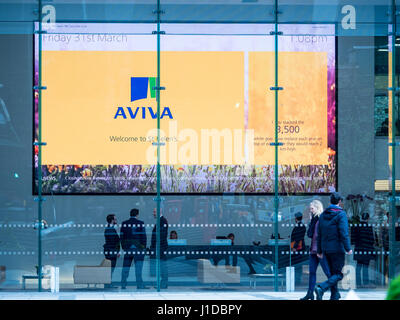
left=34, top=23, right=336, bottom=194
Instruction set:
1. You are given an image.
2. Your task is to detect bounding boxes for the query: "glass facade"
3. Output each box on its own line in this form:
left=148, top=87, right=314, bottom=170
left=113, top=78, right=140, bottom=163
left=0, top=0, right=399, bottom=297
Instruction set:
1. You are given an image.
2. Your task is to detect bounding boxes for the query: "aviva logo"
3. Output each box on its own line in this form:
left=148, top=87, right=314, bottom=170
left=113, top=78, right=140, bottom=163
left=131, top=77, right=156, bottom=102
left=114, top=77, right=173, bottom=119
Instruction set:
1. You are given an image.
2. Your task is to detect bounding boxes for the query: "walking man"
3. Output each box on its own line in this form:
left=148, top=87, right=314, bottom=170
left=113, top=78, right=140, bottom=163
left=315, top=192, right=352, bottom=300
left=120, top=208, right=148, bottom=289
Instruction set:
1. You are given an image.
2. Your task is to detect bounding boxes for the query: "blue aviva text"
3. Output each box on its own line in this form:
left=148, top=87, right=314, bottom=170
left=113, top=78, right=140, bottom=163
left=114, top=77, right=173, bottom=119
left=114, top=106, right=173, bottom=119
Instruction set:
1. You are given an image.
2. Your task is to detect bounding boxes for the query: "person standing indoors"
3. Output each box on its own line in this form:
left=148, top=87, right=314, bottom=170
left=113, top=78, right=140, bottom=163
left=291, top=212, right=306, bottom=251
left=151, top=207, right=169, bottom=289
left=351, top=212, right=375, bottom=288
left=225, top=233, right=238, bottom=269
left=315, top=192, right=352, bottom=300
left=300, top=200, right=331, bottom=300
left=103, top=214, right=120, bottom=289
left=291, top=212, right=306, bottom=286
left=120, top=208, right=148, bottom=289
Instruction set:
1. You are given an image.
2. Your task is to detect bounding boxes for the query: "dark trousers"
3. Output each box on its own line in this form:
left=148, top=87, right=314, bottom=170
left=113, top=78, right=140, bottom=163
left=105, top=255, right=118, bottom=276
left=308, top=253, right=331, bottom=292
left=356, top=261, right=370, bottom=286
left=318, top=252, right=345, bottom=296
left=295, top=264, right=303, bottom=285
left=152, top=247, right=168, bottom=287
left=121, top=253, right=144, bottom=287
left=150, top=245, right=169, bottom=288
left=104, top=255, right=118, bottom=288
left=159, top=256, right=168, bottom=287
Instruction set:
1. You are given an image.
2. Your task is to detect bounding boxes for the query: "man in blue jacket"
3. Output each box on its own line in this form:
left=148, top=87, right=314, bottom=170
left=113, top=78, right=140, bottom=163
left=315, top=192, right=352, bottom=300
left=120, top=208, right=148, bottom=289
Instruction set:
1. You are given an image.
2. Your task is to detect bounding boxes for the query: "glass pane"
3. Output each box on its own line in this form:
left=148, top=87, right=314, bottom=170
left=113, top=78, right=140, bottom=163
left=161, top=0, right=275, bottom=23
left=276, top=23, right=337, bottom=294
left=0, top=32, right=37, bottom=291
left=0, top=0, right=396, bottom=299
left=156, top=22, right=279, bottom=291
left=39, top=20, right=158, bottom=291
left=277, top=1, right=391, bottom=296
left=388, top=14, right=400, bottom=288
left=278, top=0, right=391, bottom=25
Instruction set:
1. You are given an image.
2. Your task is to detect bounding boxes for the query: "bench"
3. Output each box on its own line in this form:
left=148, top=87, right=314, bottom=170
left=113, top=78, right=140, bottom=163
left=22, top=275, right=51, bottom=290
left=249, top=273, right=284, bottom=290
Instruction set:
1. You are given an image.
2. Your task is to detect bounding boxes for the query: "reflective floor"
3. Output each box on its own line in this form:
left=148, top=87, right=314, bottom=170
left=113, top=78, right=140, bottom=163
left=0, top=290, right=387, bottom=300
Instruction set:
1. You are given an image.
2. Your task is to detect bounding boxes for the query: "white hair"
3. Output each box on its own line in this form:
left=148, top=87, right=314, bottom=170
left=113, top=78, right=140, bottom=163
left=310, top=200, right=324, bottom=217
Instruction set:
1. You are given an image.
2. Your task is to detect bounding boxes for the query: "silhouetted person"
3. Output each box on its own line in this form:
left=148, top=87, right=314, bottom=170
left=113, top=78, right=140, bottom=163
left=120, top=208, right=147, bottom=289
left=351, top=212, right=375, bottom=288
left=169, top=230, right=178, bottom=240
left=381, top=212, right=390, bottom=285
left=291, top=212, right=306, bottom=251
left=315, top=192, right=352, bottom=300
left=103, top=214, right=120, bottom=288
left=291, top=212, right=306, bottom=286
left=151, top=207, right=168, bottom=289
left=225, top=233, right=238, bottom=267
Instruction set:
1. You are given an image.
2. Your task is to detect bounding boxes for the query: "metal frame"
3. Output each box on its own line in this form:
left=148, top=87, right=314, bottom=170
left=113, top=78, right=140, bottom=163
left=389, top=0, right=398, bottom=282
left=32, top=0, right=400, bottom=294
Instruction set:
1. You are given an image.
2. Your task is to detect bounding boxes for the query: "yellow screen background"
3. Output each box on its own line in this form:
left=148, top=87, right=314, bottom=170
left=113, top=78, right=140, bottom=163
left=42, top=50, right=328, bottom=166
